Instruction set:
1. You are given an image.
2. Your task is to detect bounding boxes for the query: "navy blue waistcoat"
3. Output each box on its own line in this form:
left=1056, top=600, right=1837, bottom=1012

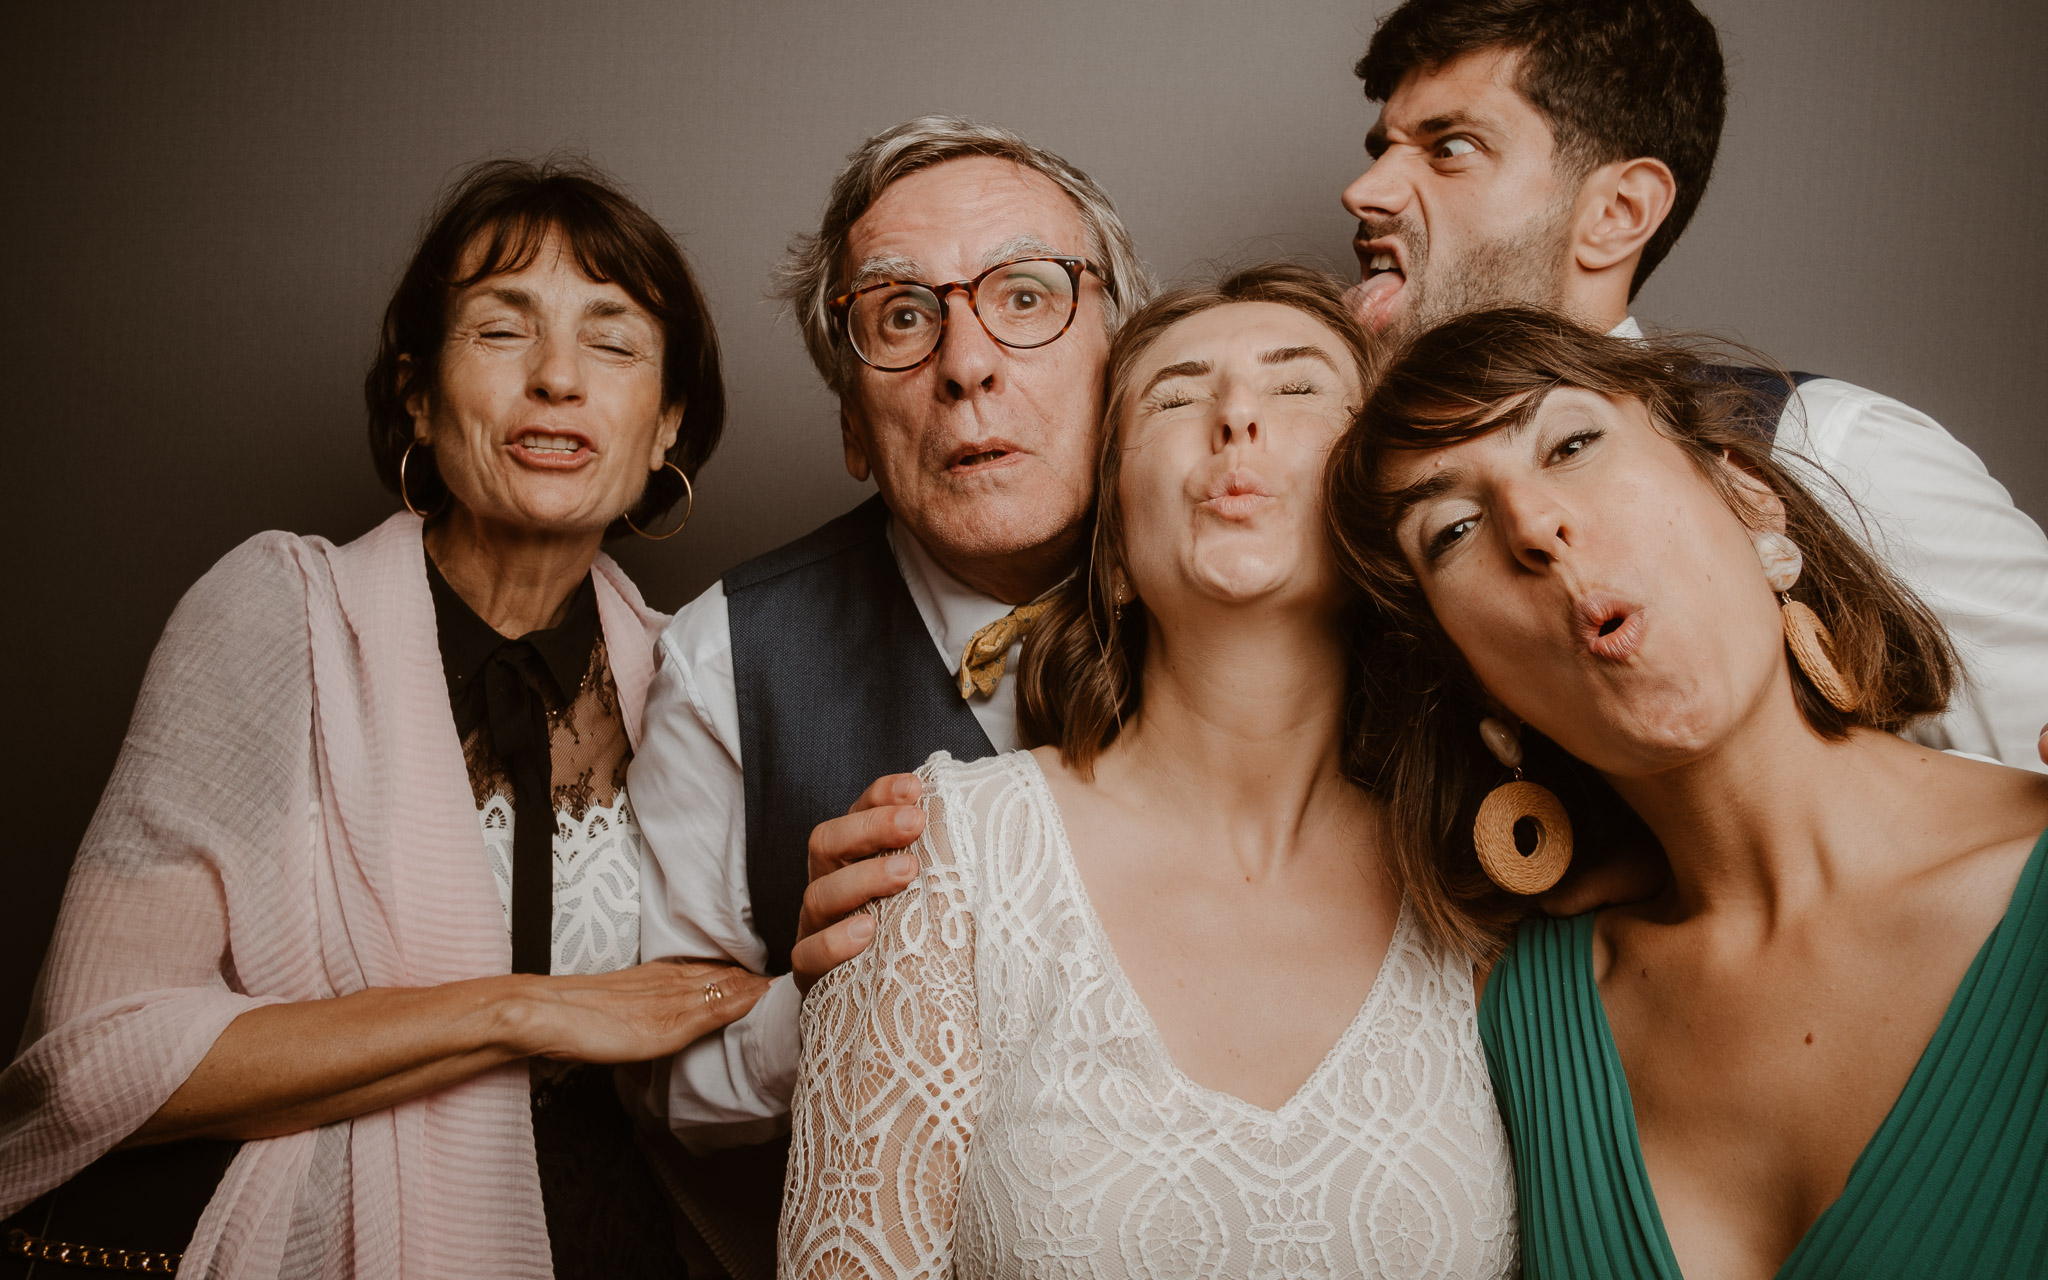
left=724, top=495, right=994, bottom=975
left=1705, top=364, right=1820, bottom=442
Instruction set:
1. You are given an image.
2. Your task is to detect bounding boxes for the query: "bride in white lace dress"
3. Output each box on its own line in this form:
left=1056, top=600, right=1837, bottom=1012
left=780, top=265, right=1517, bottom=1279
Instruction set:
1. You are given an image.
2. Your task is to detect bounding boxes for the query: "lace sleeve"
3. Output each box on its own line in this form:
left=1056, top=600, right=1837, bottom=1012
left=778, top=763, right=981, bottom=1280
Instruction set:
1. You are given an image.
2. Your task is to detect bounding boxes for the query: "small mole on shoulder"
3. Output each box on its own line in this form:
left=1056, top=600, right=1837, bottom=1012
left=1804, top=1032, right=1815, bottom=1045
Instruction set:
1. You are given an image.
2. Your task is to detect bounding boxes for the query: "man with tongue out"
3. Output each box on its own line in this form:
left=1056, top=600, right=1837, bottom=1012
left=1339, top=0, right=2048, bottom=772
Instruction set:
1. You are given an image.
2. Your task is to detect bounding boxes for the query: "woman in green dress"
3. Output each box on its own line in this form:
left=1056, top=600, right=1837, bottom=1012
left=1325, top=306, right=2048, bottom=1279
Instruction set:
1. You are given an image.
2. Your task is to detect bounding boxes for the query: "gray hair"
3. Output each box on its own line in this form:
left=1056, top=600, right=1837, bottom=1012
left=772, top=115, right=1154, bottom=397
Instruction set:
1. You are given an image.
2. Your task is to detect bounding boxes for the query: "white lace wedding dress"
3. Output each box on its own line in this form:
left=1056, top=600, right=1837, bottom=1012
left=780, top=752, right=1518, bottom=1279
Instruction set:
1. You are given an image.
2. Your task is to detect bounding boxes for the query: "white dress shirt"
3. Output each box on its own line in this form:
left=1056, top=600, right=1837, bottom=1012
left=632, top=512, right=1025, bottom=1150
left=1615, top=316, right=2048, bottom=769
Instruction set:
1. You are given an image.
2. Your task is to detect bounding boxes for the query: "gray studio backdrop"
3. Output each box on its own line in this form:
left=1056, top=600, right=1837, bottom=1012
left=5, top=0, right=2044, bottom=1042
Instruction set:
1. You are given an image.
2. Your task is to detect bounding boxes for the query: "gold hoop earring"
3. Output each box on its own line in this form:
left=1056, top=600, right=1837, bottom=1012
left=399, top=441, right=446, bottom=519
left=1781, top=596, right=1861, bottom=712
left=624, top=461, right=695, bottom=541
left=1472, top=716, right=1573, bottom=895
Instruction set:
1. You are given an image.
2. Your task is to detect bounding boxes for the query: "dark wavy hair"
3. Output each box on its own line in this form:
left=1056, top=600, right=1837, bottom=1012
left=1017, top=262, right=1379, bottom=775
left=364, top=156, right=725, bottom=538
left=1325, top=306, right=1956, bottom=956
left=1355, top=0, right=1727, bottom=299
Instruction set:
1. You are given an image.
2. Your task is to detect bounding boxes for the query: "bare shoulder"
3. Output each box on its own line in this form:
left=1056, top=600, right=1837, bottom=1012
left=1024, top=744, right=1111, bottom=829
left=1894, top=745, right=2048, bottom=929
left=1025, top=743, right=1080, bottom=796
left=1914, top=745, right=2048, bottom=853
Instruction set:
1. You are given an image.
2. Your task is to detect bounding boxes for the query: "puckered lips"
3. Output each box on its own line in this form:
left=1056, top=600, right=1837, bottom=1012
left=1345, top=236, right=1407, bottom=333
left=946, top=438, right=1026, bottom=475
left=1575, top=589, right=1648, bottom=662
left=1198, top=467, right=1276, bottom=521
left=508, top=427, right=595, bottom=470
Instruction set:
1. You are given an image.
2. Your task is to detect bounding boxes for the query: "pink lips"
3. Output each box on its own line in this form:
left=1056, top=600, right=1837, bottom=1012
left=1200, top=469, right=1275, bottom=520
left=1576, top=591, right=1648, bottom=662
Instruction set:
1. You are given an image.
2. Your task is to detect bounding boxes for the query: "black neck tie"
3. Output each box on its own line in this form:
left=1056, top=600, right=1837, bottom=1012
left=481, top=645, right=556, bottom=975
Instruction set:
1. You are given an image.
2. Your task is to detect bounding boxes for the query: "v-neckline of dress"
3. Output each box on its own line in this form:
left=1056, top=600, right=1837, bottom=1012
left=1577, top=826, right=2048, bottom=1279
left=1011, top=750, right=1414, bottom=1123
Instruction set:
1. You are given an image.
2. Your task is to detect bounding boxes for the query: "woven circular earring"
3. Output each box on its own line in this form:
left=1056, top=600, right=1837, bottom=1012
left=398, top=441, right=447, bottom=519
left=624, top=462, right=695, bottom=541
left=1471, top=716, right=1573, bottom=895
left=1753, top=531, right=1860, bottom=712
left=1781, top=598, right=1861, bottom=712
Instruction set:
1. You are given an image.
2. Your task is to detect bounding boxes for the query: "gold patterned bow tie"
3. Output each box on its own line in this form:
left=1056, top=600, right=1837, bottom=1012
left=957, top=600, right=1051, bottom=699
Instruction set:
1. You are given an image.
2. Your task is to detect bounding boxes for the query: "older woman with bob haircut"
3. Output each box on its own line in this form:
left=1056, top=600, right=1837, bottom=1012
left=779, top=264, right=1519, bottom=1280
left=0, top=158, right=767, bottom=1278
left=1327, top=307, right=2048, bottom=1278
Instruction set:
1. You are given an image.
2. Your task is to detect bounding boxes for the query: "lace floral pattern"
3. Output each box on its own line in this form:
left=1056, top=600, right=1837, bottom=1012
left=457, top=636, right=630, bottom=818
left=782, top=751, right=1519, bottom=1279
left=478, top=792, right=643, bottom=976
left=464, top=636, right=642, bottom=976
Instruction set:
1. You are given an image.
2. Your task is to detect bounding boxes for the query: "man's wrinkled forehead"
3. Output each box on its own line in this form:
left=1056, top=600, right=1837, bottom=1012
left=842, top=155, right=1088, bottom=291
left=850, top=233, right=1063, bottom=293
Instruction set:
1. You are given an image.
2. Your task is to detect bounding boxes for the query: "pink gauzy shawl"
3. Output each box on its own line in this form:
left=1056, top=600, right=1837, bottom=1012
left=0, top=513, right=667, bottom=1278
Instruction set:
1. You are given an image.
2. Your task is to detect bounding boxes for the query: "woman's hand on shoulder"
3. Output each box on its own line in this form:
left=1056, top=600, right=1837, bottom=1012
left=503, top=958, right=772, bottom=1064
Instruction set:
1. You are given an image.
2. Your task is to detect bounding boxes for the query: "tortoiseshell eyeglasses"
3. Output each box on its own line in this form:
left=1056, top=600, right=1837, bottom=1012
left=829, top=256, right=1099, bottom=372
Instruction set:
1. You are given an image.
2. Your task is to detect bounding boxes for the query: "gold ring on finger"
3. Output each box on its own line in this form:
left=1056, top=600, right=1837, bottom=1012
left=703, top=982, right=724, bottom=1005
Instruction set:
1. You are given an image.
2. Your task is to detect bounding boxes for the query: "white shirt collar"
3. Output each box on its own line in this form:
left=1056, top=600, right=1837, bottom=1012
left=885, top=515, right=1016, bottom=678
left=1609, top=315, right=1644, bottom=339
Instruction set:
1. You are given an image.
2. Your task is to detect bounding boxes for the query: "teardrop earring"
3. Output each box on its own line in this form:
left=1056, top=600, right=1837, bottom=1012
left=1752, top=532, right=1860, bottom=713
left=1472, top=716, right=1573, bottom=895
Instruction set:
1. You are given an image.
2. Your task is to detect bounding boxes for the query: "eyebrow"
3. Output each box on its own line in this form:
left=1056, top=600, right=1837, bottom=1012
left=848, top=253, right=922, bottom=291
left=468, top=286, right=638, bottom=323
left=1260, top=344, right=1341, bottom=372
left=1365, top=107, right=1491, bottom=156
left=481, top=285, right=538, bottom=310
left=1138, top=359, right=1211, bottom=399
left=1384, top=469, right=1464, bottom=525
left=846, top=234, right=1068, bottom=294
left=979, top=233, right=1061, bottom=271
left=1135, top=345, right=1344, bottom=402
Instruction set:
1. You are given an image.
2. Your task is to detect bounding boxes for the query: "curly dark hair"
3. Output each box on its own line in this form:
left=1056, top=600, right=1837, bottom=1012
left=364, top=156, right=725, bottom=538
left=1355, top=0, right=1727, bottom=300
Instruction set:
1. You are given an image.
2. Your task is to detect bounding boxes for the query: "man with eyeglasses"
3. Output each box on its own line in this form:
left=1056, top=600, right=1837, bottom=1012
left=625, top=115, right=1149, bottom=1271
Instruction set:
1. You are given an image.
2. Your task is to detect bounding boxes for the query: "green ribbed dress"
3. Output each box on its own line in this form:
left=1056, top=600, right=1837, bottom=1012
left=1479, top=829, right=2048, bottom=1279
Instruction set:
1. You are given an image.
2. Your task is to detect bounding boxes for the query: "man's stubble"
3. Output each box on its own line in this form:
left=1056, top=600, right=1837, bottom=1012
left=1375, top=196, right=1578, bottom=350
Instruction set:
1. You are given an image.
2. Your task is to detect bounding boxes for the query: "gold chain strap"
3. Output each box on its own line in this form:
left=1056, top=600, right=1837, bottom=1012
left=6, top=1226, right=182, bottom=1273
